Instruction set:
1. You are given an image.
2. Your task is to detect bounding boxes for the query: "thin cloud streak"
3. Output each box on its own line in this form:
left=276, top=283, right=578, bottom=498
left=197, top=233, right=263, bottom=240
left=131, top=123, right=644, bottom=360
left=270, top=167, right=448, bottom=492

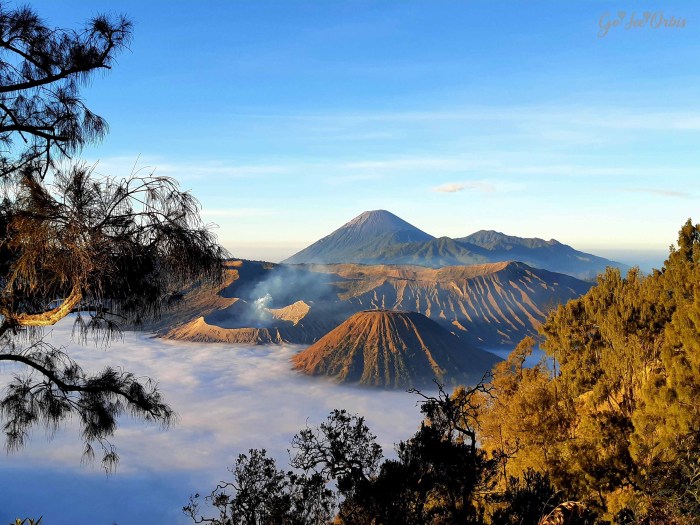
left=431, top=181, right=498, bottom=193
left=201, top=207, right=276, bottom=218
left=621, top=187, right=692, bottom=198
left=433, top=183, right=464, bottom=193
left=85, top=156, right=293, bottom=180
left=231, top=106, right=700, bottom=131
left=90, top=155, right=699, bottom=186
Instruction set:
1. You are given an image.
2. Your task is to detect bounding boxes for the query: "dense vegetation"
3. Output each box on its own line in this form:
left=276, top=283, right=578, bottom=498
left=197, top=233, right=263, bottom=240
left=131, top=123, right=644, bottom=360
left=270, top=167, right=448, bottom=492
left=477, top=219, right=700, bottom=524
left=190, top=221, right=700, bottom=525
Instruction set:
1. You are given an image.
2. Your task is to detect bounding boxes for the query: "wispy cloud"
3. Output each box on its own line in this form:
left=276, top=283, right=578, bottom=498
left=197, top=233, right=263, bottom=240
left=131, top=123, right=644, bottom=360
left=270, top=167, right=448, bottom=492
left=201, top=207, right=276, bottom=218
left=234, top=106, right=700, bottom=131
left=84, top=156, right=292, bottom=180
left=86, top=154, right=699, bottom=188
left=433, top=182, right=465, bottom=193
left=621, top=187, right=691, bottom=198
left=432, top=181, right=499, bottom=194
left=337, top=157, right=489, bottom=171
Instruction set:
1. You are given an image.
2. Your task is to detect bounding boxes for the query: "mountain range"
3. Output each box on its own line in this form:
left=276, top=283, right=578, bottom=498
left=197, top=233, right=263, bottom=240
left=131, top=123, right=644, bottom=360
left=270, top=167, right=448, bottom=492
left=154, top=211, right=625, bottom=388
left=161, top=258, right=592, bottom=349
left=283, top=210, right=627, bottom=280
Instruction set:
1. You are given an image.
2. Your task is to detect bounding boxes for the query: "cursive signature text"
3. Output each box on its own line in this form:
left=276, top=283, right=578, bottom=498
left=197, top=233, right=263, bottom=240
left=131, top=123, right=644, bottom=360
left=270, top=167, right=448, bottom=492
left=598, top=11, right=686, bottom=38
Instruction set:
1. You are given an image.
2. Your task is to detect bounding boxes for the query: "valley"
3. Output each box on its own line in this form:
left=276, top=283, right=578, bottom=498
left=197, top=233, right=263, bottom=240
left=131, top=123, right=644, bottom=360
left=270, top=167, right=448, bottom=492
left=160, top=258, right=593, bottom=350
left=154, top=210, right=606, bottom=389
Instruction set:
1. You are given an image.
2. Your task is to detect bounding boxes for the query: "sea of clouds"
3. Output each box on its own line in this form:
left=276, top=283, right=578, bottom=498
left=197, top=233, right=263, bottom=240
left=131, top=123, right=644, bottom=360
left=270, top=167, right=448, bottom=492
left=0, top=318, right=425, bottom=524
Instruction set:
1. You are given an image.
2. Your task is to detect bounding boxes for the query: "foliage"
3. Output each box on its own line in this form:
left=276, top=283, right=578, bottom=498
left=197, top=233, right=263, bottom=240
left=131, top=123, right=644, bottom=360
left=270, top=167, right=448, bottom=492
left=12, top=519, right=42, bottom=525
left=476, top=219, right=700, bottom=524
left=1, top=164, right=224, bottom=334
left=0, top=2, right=226, bottom=469
left=190, top=387, right=497, bottom=525
left=290, top=408, right=382, bottom=496
left=478, top=336, right=574, bottom=494
left=0, top=2, right=130, bottom=178
left=184, top=449, right=335, bottom=525
left=409, top=378, right=491, bottom=452
left=489, top=469, right=561, bottom=525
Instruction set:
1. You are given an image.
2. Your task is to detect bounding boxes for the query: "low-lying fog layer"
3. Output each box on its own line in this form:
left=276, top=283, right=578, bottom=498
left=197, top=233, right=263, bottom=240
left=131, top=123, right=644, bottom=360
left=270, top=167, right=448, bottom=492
left=0, top=318, right=424, bottom=525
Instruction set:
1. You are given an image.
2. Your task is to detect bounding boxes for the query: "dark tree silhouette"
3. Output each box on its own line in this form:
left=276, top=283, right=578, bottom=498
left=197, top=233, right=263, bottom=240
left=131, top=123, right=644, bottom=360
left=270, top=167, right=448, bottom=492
left=189, top=394, right=498, bottom=525
left=290, top=409, right=383, bottom=496
left=340, top=382, right=495, bottom=525
left=1, top=3, right=130, bottom=178
left=409, top=376, right=493, bottom=454
left=184, top=449, right=335, bottom=525
left=489, top=469, right=561, bottom=525
left=0, top=3, right=226, bottom=470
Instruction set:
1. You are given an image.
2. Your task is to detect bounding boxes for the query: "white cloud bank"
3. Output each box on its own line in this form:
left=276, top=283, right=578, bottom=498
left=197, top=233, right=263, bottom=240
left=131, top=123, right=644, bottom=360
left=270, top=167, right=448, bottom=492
left=0, top=319, right=424, bottom=524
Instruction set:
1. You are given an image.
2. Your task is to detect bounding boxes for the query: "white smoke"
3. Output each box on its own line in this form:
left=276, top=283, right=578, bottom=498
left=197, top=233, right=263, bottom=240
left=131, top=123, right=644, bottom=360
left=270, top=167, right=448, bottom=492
left=254, top=293, right=273, bottom=311
left=250, top=293, right=274, bottom=327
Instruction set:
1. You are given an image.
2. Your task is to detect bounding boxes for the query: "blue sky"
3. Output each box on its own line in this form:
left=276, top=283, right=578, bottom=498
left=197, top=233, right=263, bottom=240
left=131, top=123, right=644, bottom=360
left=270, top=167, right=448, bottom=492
left=27, top=1, right=700, bottom=263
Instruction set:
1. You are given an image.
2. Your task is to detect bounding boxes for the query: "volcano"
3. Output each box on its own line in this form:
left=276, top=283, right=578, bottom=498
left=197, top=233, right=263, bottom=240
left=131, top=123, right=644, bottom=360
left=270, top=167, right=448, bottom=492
left=283, top=210, right=434, bottom=264
left=282, top=210, right=626, bottom=279
left=292, top=310, right=501, bottom=388
left=159, top=259, right=593, bottom=348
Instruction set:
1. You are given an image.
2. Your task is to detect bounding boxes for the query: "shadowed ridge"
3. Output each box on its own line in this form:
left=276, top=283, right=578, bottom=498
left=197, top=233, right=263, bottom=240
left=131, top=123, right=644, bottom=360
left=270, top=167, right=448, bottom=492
left=456, top=230, right=627, bottom=279
left=457, top=230, right=559, bottom=250
left=293, top=310, right=501, bottom=389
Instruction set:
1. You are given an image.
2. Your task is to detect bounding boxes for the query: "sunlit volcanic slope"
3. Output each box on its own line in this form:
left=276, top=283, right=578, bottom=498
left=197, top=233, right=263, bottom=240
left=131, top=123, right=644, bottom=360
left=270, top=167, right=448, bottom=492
left=164, top=297, right=328, bottom=345
left=309, top=261, right=593, bottom=347
left=159, top=259, right=592, bottom=348
left=293, top=310, right=502, bottom=388
left=283, top=210, right=434, bottom=264
left=158, top=261, right=332, bottom=345
left=145, top=260, right=241, bottom=332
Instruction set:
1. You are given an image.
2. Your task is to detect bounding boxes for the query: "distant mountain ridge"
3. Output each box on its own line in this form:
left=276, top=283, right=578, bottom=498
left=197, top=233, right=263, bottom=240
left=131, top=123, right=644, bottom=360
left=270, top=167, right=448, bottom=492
left=459, top=230, right=561, bottom=250
left=283, top=210, right=627, bottom=280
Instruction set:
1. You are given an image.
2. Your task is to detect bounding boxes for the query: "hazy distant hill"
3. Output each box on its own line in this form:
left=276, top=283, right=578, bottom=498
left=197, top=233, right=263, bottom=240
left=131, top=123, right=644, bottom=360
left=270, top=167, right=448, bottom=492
left=293, top=310, right=502, bottom=388
left=368, top=236, right=488, bottom=267
left=161, top=259, right=592, bottom=348
left=456, top=230, right=623, bottom=280
left=283, top=210, right=627, bottom=280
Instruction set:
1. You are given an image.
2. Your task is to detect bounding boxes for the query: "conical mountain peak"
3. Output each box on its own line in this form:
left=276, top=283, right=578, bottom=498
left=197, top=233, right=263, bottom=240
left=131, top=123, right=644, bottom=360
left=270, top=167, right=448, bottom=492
left=347, top=209, right=419, bottom=229
left=292, top=309, right=501, bottom=388
left=283, top=210, right=434, bottom=264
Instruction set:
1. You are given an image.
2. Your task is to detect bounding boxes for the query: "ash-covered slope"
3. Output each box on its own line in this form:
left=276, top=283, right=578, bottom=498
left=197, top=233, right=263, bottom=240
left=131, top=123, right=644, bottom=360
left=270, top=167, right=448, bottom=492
left=165, top=297, right=329, bottom=345
left=160, top=259, right=592, bottom=348
left=283, top=210, right=626, bottom=280
left=293, top=310, right=501, bottom=388
left=315, top=261, right=592, bottom=346
left=283, top=210, right=434, bottom=264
